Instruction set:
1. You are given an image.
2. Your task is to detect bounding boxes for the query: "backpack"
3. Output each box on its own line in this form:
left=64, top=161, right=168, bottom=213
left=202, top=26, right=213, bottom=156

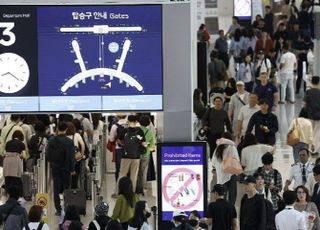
left=255, top=58, right=269, bottom=78
left=123, top=128, right=145, bottom=159
left=47, top=136, right=67, bottom=168
left=116, top=123, right=126, bottom=141
left=25, top=222, right=44, bottom=230
left=264, top=199, right=276, bottom=230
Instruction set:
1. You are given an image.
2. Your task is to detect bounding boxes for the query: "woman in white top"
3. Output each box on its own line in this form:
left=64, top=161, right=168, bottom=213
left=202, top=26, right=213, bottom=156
left=128, top=201, right=152, bottom=230
left=212, top=132, right=239, bottom=205
left=241, top=133, right=274, bottom=176
left=23, top=205, right=49, bottom=230
left=66, top=122, right=86, bottom=189
left=92, top=113, right=104, bottom=146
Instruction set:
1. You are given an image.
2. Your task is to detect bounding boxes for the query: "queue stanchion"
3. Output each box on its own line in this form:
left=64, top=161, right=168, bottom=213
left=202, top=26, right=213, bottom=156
left=102, top=124, right=108, bottom=178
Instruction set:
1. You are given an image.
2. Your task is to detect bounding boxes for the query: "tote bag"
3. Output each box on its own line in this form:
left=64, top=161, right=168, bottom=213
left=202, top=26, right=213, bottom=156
left=287, top=119, right=300, bottom=146
left=222, top=156, right=243, bottom=175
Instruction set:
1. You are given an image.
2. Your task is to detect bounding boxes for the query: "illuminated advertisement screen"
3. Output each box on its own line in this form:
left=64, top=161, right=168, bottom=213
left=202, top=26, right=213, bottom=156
left=157, top=142, right=207, bottom=225
left=234, top=0, right=252, bottom=19
left=0, top=5, right=163, bottom=112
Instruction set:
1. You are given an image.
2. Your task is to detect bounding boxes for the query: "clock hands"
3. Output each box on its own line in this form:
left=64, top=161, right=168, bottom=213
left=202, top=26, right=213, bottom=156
left=1, top=72, right=23, bottom=82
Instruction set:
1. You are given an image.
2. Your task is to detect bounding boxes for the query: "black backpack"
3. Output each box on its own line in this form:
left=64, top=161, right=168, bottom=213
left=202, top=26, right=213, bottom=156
left=123, top=128, right=145, bottom=159
left=25, top=222, right=44, bottom=230
left=47, top=136, right=66, bottom=168
left=116, top=124, right=126, bottom=141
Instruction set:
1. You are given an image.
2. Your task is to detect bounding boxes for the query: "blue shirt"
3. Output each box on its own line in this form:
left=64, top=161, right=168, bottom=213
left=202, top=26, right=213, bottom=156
left=254, top=83, right=278, bottom=109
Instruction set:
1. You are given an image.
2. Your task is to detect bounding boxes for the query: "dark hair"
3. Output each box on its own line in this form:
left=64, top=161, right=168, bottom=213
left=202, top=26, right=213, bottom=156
left=193, top=88, right=202, bottom=101
left=64, top=205, right=80, bottom=222
left=68, top=221, right=83, bottom=230
left=218, top=29, right=224, bottom=34
left=199, top=24, right=205, bottom=30
left=118, top=177, right=135, bottom=207
left=285, top=0, right=290, bottom=4
left=295, top=185, right=311, bottom=202
left=261, top=152, right=273, bottom=165
left=227, top=78, right=237, bottom=89
left=258, top=98, right=269, bottom=105
left=10, top=115, right=21, bottom=122
left=213, top=96, right=223, bottom=102
left=212, top=184, right=225, bottom=196
left=253, top=172, right=264, bottom=179
left=12, top=130, right=24, bottom=141
left=215, top=132, right=233, bottom=161
left=7, top=185, right=21, bottom=200
left=173, top=215, right=187, bottom=229
left=283, top=190, right=297, bottom=205
left=34, top=121, right=46, bottom=133
left=242, top=133, right=258, bottom=148
left=232, top=16, right=238, bottom=22
left=28, top=205, right=43, bottom=222
left=313, top=164, right=320, bottom=175
left=234, top=28, right=242, bottom=42
left=66, top=122, right=76, bottom=136
left=283, top=42, right=290, bottom=51
left=210, top=50, right=219, bottom=60
left=57, top=121, right=68, bottom=132
left=190, top=210, right=201, bottom=219
left=106, top=220, right=123, bottom=230
left=92, top=113, right=102, bottom=130
left=26, top=115, right=38, bottom=125
left=128, top=201, right=148, bottom=228
left=298, top=148, right=310, bottom=156
left=316, top=157, right=320, bottom=165
left=139, top=115, right=151, bottom=127
left=127, top=115, right=137, bottom=123
left=311, top=76, right=320, bottom=85
left=72, top=118, right=83, bottom=133
left=247, top=27, right=255, bottom=39
left=265, top=5, right=271, bottom=9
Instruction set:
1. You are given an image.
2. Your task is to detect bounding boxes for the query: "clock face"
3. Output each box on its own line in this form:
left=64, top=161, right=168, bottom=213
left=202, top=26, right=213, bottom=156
left=0, top=52, right=30, bottom=93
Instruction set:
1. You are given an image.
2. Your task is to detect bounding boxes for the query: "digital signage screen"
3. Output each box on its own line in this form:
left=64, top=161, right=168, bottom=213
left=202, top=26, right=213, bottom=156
left=157, top=142, right=207, bottom=226
left=234, top=0, right=252, bottom=19
left=0, top=5, right=163, bottom=112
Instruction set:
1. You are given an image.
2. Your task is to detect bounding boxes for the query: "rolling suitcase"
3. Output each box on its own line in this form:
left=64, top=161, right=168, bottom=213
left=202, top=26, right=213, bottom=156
left=64, top=189, right=86, bottom=215
left=22, top=173, right=33, bottom=200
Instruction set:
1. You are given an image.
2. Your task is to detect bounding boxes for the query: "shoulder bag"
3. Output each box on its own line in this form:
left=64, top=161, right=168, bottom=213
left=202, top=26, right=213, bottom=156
left=222, top=156, right=243, bottom=175
left=287, top=118, right=300, bottom=146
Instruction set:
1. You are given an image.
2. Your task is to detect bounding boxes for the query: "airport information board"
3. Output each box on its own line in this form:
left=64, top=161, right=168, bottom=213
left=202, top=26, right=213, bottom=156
left=157, top=142, right=207, bottom=224
left=0, top=5, right=163, bottom=112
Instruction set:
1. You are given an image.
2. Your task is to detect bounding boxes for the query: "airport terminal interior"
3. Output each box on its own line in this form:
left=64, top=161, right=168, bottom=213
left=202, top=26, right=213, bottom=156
left=0, top=0, right=320, bottom=229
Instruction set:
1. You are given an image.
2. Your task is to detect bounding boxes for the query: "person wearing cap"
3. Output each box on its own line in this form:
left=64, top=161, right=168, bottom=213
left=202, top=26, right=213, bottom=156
left=88, top=201, right=111, bottom=230
left=246, top=98, right=279, bottom=146
left=172, top=210, right=193, bottom=230
left=228, top=81, right=249, bottom=132
left=304, top=76, right=320, bottom=151
left=253, top=72, right=279, bottom=112
left=275, top=190, right=306, bottom=230
left=279, top=42, right=296, bottom=104
left=202, top=96, right=232, bottom=159
left=240, top=175, right=266, bottom=230
left=206, top=184, right=237, bottom=230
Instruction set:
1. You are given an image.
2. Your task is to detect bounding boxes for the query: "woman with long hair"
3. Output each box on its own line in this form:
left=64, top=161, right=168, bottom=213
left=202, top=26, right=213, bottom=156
left=112, top=177, right=140, bottom=229
left=193, top=88, right=206, bottom=119
left=212, top=132, right=239, bottom=205
left=236, top=54, right=255, bottom=92
left=91, top=113, right=104, bottom=145
left=294, top=185, right=320, bottom=230
left=128, top=201, right=152, bottom=230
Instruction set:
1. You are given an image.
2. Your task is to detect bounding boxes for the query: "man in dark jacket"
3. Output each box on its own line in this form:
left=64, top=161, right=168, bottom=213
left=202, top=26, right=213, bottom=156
left=0, top=185, right=28, bottom=230
left=46, top=121, right=75, bottom=216
left=202, top=95, right=232, bottom=159
left=246, top=98, right=278, bottom=146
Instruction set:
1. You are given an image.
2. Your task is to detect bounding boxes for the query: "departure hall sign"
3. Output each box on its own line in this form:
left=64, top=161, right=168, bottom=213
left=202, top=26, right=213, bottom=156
left=0, top=5, right=163, bottom=112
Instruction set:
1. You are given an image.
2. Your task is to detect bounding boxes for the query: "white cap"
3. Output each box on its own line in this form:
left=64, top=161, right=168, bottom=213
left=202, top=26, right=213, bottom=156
left=172, top=210, right=187, bottom=218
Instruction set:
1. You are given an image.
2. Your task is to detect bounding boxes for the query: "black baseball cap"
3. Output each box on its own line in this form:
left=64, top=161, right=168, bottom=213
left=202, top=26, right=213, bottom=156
left=243, top=175, right=256, bottom=184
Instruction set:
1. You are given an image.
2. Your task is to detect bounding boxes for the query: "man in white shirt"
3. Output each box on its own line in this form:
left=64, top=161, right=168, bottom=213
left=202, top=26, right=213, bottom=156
left=284, top=149, right=314, bottom=191
left=256, top=50, right=272, bottom=79
left=279, top=42, right=297, bottom=104
left=275, top=190, right=306, bottom=230
left=228, top=81, right=250, bottom=132
left=236, top=92, right=260, bottom=142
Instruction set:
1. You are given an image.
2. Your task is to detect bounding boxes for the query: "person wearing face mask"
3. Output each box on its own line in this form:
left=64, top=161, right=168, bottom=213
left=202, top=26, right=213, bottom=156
left=128, top=201, right=152, bottom=230
left=188, top=210, right=207, bottom=230
left=171, top=211, right=193, bottom=230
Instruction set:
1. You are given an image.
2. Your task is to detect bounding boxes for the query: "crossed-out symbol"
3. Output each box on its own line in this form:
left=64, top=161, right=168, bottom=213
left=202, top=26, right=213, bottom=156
left=162, top=168, right=203, bottom=210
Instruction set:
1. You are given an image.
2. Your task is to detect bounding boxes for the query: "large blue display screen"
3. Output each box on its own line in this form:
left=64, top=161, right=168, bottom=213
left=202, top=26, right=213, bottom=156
left=0, top=5, right=163, bottom=112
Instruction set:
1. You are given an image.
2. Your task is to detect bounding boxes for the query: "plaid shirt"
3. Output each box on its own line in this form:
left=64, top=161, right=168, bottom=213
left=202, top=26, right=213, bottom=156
left=256, top=167, right=283, bottom=210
